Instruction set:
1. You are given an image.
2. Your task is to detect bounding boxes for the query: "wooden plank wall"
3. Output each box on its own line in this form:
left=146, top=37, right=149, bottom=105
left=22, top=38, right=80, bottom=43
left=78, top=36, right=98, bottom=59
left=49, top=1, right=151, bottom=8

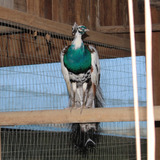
left=0, top=0, right=158, bottom=39
left=0, top=0, right=98, bottom=30
left=0, top=0, right=144, bottom=31
left=99, top=0, right=144, bottom=37
left=0, top=0, right=150, bottom=54
left=0, top=0, right=153, bottom=44
left=0, top=0, right=146, bottom=67
left=0, top=32, right=71, bottom=66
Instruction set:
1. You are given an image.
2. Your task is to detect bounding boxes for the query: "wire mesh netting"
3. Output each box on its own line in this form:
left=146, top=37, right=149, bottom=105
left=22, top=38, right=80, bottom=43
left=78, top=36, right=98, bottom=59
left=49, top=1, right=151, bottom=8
left=1, top=127, right=147, bottom=160
left=0, top=19, right=147, bottom=159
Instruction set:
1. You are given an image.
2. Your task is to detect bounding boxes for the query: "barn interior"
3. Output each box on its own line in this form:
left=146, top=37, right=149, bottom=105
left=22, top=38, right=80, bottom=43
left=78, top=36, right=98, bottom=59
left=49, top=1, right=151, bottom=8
left=0, top=0, right=160, bottom=160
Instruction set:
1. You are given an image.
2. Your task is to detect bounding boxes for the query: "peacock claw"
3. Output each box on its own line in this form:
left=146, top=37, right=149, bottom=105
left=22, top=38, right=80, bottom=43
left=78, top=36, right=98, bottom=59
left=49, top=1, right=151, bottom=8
left=70, top=105, right=78, bottom=112
left=80, top=105, right=85, bottom=114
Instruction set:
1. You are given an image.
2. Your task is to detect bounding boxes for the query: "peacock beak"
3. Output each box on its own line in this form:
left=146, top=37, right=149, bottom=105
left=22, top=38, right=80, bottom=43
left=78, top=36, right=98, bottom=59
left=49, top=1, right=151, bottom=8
left=85, top=29, right=89, bottom=32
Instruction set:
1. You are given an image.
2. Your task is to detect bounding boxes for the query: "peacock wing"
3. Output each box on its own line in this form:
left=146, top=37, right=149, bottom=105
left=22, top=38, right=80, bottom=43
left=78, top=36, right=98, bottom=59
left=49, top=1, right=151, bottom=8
left=60, top=46, right=72, bottom=98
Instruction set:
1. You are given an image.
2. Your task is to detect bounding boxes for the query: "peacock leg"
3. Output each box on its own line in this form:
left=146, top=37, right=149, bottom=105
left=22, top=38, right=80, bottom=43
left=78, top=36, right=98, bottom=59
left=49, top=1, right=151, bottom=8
left=80, top=82, right=87, bottom=113
left=70, top=82, right=76, bottom=111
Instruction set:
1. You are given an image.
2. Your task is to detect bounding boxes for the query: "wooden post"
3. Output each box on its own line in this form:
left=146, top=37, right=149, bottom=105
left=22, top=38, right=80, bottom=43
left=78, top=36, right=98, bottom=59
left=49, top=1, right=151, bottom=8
left=155, top=122, right=160, bottom=160
left=152, top=32, right=160, bottom=160
left=145, top=1, right=155, bottom=159
left=128, top=1, right=141, bottom=159
left=151, top=4, right=160, bottom=159
left=97, top=24, right=160, bottom=34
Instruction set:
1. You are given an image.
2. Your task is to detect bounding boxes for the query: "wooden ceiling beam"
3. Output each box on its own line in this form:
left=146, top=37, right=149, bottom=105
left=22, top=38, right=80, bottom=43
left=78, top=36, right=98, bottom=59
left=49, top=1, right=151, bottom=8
left=97, top=24, right=160, bottom=34
left=0, top=6, right=145, bottom=54
left=151, top=1, right=160, bottom=8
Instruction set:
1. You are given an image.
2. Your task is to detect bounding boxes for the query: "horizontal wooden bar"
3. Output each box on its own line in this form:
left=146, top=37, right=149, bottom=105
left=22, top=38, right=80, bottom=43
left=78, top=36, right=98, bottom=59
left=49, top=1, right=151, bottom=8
left=0, top=6, right=144, bottom=54
left=0, top=106, right=160, bottom=126
left=151, top=1, right=160, bottom=8
left=97, top=24, right=160, bottom=34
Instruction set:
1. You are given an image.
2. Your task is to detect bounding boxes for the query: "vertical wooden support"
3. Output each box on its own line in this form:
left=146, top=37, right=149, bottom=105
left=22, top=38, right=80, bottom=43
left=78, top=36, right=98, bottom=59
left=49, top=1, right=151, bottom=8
left=151, top=4, right=160, bottom=159
left=152, top=32, right=160, bottom=160
left=145, top=1, right=155, bottom=159
left=155, top=122, right=160, bottom=160
left=128, top=1, right=141, bottom=160
left=152, top=33, right=160, bottom=110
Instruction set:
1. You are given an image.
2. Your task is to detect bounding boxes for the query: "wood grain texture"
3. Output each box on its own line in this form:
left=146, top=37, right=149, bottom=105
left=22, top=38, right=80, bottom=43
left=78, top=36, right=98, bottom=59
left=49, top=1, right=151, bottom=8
left=99, top=0, right=145, bottom=41
left=156, top=128, right=160, bottom=160
left=0, top=6, right=145, bottom=54
left=52, top=0, right=59, bottom=22
left=99, top=0, right=144, bottom=26
left=39, top=0, right=52, bottom=20
left=0, top=0, right=149, bottom=33
left=97, top=24, right=160, bottom=34
left=27, top=0, right=40, bottom=16
left=0, top=0, right=14, bottom=9
left=14, top=0, right=27, bottom=12
left=99, top=0, right=128, bottom=26
left=0, top=106, right=160, bottom=126
left=52, top=0, right=98, bottom=30
left=0, top=6, right=71, bottom=35
left=152, top=32, right=160, bottom=106
left=151, top=6, right=160, bottom=106
left=0, top=33, right=66, bottom=66
left=151, top=6, right=160, bottom=160
left=151, top=1, right=160, bottom=9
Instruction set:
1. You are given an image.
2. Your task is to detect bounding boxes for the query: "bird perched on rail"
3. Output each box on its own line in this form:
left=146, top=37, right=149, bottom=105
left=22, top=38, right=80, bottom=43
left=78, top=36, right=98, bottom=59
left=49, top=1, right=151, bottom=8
left=60, top=22, right=103, bottom=153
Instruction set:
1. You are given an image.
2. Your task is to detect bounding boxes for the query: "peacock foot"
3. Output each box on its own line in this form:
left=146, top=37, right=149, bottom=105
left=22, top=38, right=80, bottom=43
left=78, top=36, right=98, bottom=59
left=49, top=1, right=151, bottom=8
left=80, top=105, right=86, bottom=114
left=69, top=104, right=77, bottom=112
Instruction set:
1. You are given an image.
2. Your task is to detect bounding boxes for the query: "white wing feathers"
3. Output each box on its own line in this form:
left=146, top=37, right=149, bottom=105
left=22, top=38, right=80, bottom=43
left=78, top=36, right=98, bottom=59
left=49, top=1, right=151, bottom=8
left=89, top=45, right=100, bottom=86
left=60, top=46, right=72, bottom=97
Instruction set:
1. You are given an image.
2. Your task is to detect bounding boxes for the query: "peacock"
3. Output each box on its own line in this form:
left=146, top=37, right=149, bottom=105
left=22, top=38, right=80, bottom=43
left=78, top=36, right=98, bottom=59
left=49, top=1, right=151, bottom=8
left=60, top=22, right=103, bottom=153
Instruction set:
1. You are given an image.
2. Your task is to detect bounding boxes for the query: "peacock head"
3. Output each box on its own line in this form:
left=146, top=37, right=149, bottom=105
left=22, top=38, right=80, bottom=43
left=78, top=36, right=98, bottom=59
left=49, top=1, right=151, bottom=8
left=72, top=22, right=89, bottom=36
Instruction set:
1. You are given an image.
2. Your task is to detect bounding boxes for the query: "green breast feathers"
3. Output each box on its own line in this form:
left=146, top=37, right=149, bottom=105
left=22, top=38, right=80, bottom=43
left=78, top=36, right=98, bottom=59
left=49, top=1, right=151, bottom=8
left=64, top=45, right=91, bottom=74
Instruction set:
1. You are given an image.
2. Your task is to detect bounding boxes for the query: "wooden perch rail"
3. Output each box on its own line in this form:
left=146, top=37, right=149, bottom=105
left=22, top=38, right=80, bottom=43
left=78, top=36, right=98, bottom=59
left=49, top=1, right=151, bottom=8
left=0, top=106, right=160, bottom=126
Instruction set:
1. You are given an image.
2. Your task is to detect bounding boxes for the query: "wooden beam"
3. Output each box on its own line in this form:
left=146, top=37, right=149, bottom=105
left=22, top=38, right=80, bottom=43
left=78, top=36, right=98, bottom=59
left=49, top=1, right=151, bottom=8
left=0, top=6, right=145, bottom=53
left=151, top=1, right=160, bottom=8
left=156, top=127, right=160, bottom=160
left=0, top=26, right=21, bottom=34
left=152, top=31, right=160, bottom=160
left=0, top=106, right=160, bottom=126
left=97, top=24, right=160, bottom=34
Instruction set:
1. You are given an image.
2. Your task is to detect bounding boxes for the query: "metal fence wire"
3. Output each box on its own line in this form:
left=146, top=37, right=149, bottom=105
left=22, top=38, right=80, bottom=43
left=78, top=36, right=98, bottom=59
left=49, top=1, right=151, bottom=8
left=0, top=19, right=147, bottom=160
